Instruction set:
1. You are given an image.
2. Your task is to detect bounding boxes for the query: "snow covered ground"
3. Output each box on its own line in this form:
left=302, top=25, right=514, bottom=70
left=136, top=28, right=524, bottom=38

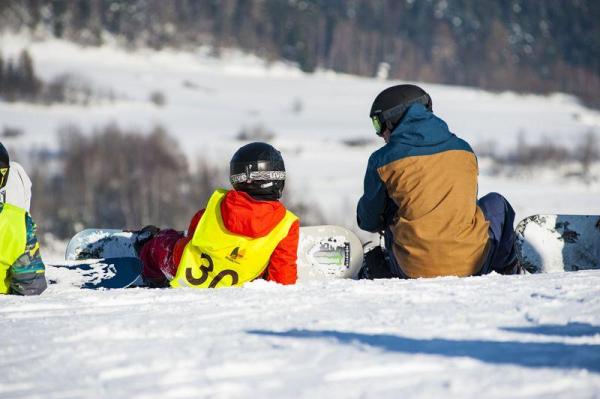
left=1, top=34, right=600, bottom=398
left=1, top=270, right=600, bottom=398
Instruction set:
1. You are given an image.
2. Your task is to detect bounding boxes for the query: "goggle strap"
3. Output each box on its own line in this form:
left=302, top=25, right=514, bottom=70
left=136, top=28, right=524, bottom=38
left=382, top=95, right=428, bottom=121
left=375, top=94, right=430, bottom=131
left=231, top=170, right=286, bottom=184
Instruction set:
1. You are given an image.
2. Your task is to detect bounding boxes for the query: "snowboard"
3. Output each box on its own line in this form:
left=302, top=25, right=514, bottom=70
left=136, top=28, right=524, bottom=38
left=515, top=214, right=600, bottom=273
left=297, top=225, right=363, bottom=280
left=48, top=257, right=143, bottom=289
left=63, top=225, right=363, bottom=287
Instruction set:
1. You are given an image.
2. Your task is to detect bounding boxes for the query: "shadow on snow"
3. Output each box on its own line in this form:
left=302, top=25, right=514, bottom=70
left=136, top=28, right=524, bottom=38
left=248, top=328, right=600, bottom=372
left=502, top=322, right=600, bottom=338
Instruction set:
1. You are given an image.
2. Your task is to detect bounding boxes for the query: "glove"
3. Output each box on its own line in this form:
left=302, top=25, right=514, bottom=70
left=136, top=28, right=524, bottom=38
left=132, top=225, right=161, bottom=254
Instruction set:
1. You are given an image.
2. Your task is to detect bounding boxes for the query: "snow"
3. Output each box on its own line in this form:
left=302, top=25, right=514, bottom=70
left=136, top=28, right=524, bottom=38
left=1, top=271, right=599, bottom=398
left=0, top=33, right=600, bottom=398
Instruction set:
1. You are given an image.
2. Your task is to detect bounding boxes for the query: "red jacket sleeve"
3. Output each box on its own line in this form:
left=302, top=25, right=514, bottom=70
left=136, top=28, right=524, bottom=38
left=264, top=219, right=299, bottom=285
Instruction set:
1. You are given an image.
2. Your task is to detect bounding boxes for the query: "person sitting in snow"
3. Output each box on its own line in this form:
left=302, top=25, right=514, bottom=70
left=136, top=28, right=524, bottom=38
left=357, top=85, right=520, bottom=279
left=0, top=142, right=47, bottom=295
left=137, top=142, right=299, bottom=288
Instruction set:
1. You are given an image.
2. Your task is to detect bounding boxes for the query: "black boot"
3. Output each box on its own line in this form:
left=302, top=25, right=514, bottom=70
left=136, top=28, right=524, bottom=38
left=358, top=246, right=396, bottom=279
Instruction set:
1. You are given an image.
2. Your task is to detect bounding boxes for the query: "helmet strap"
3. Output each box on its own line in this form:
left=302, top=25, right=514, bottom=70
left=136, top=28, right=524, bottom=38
left=379, top=94, right=431, bottom=132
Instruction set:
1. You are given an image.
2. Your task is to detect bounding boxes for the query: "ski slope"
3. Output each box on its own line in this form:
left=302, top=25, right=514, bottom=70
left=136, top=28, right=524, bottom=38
left=0, top=34, right=600, bottom=398
left=1, top=269, right=599, bottom=398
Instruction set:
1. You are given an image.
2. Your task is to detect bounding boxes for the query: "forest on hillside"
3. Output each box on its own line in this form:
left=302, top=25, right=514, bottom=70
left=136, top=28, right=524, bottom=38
left=1, top=0, right=598, bottom=107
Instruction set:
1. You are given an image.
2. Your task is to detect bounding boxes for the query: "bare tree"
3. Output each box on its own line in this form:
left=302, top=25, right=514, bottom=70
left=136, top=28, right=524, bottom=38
left=577, top=130, right=599, bottom=177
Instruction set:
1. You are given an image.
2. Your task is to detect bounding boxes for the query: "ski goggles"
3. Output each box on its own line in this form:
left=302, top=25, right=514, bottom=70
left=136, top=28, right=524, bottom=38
left=0, top=167, right=8, bottom=189
left=230, top=170, right=286, bottom=184
left=371, top=115, right=384, bottom=136
left=370, top=94, right=431, bottom=137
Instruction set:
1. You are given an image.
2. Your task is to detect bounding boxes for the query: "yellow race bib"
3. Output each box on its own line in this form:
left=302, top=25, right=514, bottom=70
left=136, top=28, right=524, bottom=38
left=171, top=189, right=297, bottom=288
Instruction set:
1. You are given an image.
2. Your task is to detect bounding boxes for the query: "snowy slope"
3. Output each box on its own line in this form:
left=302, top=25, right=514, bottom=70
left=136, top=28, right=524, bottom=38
left=1, top=34, right=599, bottom=150
left=1, top=270, right=600, bottom=398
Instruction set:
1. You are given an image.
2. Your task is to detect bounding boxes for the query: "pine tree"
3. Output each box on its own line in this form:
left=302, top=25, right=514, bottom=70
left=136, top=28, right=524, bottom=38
left=4, top=59, right=16, bottom=101
left=18, top=49, right=40, bottom=98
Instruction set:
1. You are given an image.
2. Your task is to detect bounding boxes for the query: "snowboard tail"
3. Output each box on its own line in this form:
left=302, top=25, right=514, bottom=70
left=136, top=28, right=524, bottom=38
left=516, top=214, right=600, bottom=273
left=65, top=229, right=138, bottom=260
left=298, top=225, right=363, bottom=280
left=48, top=257, right=143, bottom=289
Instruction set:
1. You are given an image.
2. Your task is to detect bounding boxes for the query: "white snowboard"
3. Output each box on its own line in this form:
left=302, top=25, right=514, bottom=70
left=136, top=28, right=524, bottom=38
left=515, top=214, right=600, bottom=273
left=65, top=225, right=364, bottom=281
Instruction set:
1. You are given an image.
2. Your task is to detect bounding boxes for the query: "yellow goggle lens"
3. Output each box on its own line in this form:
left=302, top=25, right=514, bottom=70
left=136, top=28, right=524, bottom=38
left=0, top=168, right=8, bottom=188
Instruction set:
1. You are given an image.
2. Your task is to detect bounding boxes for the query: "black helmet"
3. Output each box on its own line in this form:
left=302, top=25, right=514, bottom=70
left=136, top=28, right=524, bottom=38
left=369, top=84, right=432, bottom=136
left=0, top=142, right=9, bottom=191
left=230, top=142, right=286, bottom=200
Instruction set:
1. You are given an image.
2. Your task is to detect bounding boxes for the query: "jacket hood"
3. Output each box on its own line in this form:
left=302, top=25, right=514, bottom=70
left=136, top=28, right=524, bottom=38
left=390, top=103, right=454, bottom=147
left=220, top=190, right=286, bottom=238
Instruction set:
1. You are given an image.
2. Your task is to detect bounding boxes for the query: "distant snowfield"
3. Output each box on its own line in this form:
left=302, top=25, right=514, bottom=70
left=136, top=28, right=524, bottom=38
left=0, top=34, right=600, bottom=399
left=1, top=33, right=600, bottom=227
left=2, top=33, right=599, bottom=148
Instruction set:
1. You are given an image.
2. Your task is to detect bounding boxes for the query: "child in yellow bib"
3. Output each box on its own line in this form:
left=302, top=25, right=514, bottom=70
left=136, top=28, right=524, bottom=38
left=0, top=143, right=47, bottom=295
left=138, top=142, right=300, bottom=288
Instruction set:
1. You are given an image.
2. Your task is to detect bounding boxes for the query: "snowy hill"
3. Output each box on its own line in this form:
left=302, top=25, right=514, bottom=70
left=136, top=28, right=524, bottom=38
left=1, top=33, right=599, bottom=232
left=2, top=33, right=599, bottom=150
left=0, top=34, right=600, bottom=398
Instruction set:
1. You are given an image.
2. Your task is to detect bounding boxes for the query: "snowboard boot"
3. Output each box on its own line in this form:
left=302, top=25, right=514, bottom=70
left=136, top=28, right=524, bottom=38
left=358, top=246, right=396, bottom=279
left=141, top=275, right=170, bottom=288
left=498, top=251, right=523, bottom=275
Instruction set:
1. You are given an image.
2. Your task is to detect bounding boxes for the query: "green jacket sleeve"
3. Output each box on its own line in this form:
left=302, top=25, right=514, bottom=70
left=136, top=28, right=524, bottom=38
left=10, top=212, right=47, bottom=295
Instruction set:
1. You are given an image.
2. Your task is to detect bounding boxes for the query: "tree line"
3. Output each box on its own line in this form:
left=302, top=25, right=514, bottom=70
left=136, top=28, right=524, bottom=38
left=28, top=124, right=223, bottom=239
left=0, top=49, right=113, bottom=105
left=1, top=0, right=598, bottom=107
left=0, top=50, right=40, bottom=101
left=27, top=124, right=325, bottom=240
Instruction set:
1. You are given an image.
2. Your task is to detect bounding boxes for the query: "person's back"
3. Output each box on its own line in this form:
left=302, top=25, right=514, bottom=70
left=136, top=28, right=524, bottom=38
left=358, top=85, right=519, bottom=279
left=139, top=142, right=300, bottom=288
left=171, top=188, right=298, bottom=288
left=363, top=104, right=489, bottom=277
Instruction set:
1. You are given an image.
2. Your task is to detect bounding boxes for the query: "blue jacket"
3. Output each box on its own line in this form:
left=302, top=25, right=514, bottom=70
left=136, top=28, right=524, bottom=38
left=357, top=104, right=489, bottom=277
